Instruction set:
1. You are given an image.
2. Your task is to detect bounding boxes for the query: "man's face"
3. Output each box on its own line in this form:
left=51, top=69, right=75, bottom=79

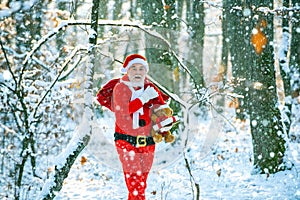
left=127, top=63, right=146, bottom=84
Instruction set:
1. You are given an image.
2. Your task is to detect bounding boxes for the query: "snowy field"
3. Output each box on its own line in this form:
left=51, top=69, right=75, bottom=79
left=54, top=105, right=300, bottom=200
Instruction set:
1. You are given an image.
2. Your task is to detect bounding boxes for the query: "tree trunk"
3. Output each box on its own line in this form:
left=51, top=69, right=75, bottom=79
left=141, top=0, right=164, bottom=65
left=186, top=0, right=205, bottom=89
left=13, top=1, right=45, bottom=198
left=227, top=0, right=249, bottom=120
left=221, top=0, right=230, bottom=81
left=141, top=1, right=176, bottom=92
left=248, top=1, right=286, bottom=174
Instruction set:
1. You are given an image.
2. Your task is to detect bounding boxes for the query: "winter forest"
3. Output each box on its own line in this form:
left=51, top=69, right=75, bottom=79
left=1, top=0, right=300, bottom=199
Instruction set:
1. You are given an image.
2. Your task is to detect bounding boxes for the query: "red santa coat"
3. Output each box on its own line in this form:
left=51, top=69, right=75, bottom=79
left=113, top=74, right=167, bottom=136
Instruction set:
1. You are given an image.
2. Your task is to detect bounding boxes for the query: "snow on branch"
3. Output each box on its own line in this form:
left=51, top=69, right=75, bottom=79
left=23, top=21, right=69, bottom=66
left=30, top=46, right=88, bottom=121
left=231, top=5, right=300, bottom=17
left=38, top=132, right=90, bottom=199
left=0, top=37, right=18, bottom=90
left=24, top=19, right=195, bottom=84
left=23, top=19, right=206, bottom=102
left=256, top=6, right=300, bottom=16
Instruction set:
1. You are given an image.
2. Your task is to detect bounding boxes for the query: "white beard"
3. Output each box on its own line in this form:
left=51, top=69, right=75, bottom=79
left=128, top=74, right=145, bottom=87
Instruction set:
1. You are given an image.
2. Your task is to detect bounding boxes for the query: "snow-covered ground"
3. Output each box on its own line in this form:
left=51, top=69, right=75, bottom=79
left=54, top=105, right=300, bottom=200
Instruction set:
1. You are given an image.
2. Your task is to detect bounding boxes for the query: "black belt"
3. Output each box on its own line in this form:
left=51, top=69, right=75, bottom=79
left=114, top=132, right=155, bottom=147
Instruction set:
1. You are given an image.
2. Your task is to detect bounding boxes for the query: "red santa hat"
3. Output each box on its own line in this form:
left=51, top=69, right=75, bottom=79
left=121, top=54, right=149, bottom=73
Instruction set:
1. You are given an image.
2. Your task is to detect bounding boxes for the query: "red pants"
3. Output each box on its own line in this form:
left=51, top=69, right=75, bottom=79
left=115, top=140, right=155, bottom=200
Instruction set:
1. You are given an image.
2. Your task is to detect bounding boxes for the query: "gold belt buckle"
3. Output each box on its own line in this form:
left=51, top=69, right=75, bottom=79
left=136, top=135, right=147, bottom=147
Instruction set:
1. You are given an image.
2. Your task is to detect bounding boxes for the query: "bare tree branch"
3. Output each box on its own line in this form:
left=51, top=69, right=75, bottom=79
left=31, top=46, right=88, bottom=120
left=22, top=20, right=205, bottom=100
left=184, top=152, right=200, bottom=200
left=0, top=37, right=18, bottom=90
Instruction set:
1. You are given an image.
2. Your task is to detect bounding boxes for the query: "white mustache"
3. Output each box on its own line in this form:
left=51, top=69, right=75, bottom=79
left=134, top=75, right=143, bottom=79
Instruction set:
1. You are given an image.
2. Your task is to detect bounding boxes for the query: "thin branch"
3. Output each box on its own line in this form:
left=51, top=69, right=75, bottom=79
left=205, top=84, right=241, bottom=133
left=2, top=45, right=27, bottom=58
left=146, top=75, right=191, bottom=109
left=209, top=101, right=238, bottom=133
left=31, top=46, right=88, bottom=119
left=0, top=82, right=15, bottom=93
left=202, top=0, right=222, bottom=8
left=32, top=56, right=51, bottom=72
left=58, top=55, right=83, bottom=81
left=184, top=151, right=200, bottom=200
left=7, top=100, right=23, bottom=135
left=23, top=21, right=69, bottom=66
left=0, top=37, right=18, bottom=90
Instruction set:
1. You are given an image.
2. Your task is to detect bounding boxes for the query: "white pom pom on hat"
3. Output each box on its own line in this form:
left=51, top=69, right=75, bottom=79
left=121, top=54, right=149, bottom=73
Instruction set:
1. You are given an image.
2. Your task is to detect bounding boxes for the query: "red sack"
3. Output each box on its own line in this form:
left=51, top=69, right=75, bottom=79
left=96, top=78, right=120, bottom=111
